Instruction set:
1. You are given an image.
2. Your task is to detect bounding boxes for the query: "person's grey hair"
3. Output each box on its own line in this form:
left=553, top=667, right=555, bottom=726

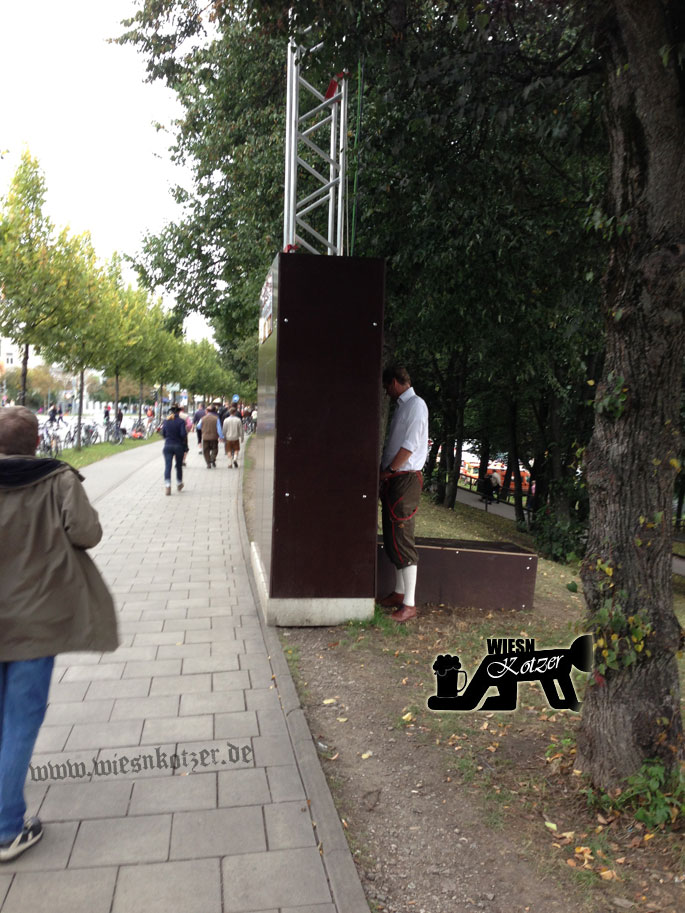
left=0, top=406, right=39, bottom=455
left=229, top=407, right=237, bottom=415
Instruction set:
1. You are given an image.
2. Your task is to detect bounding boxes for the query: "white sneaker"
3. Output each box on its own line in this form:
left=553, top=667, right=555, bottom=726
left=0, top=818, right=43, bottom=862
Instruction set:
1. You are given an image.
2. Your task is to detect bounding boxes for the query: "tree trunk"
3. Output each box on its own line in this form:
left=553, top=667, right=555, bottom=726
left=477, top=438, right=490, bottom=499
left=76, top=369, right=85, bottom=450
left=139, top=379, right=144, bottom=422
left=579, top=0, right=685, bottom=787
left=424, top=438, right=440, bottom=489
left=443, top=439, right=458, bottom=509
left=115, top=371, right=120, bottom=424
left=435, top=441, right=447, bottom=503
left=507, top=399, right=525, bottom=525
left=19, top=343, right=29, bottom=405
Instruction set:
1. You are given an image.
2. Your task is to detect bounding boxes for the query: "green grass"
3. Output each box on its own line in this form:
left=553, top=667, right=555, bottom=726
left=57, top=435, right=158, bottom=470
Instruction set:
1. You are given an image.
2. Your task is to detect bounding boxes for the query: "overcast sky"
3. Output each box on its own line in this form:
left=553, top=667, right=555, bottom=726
left=0, top=0, right=212, bottom=341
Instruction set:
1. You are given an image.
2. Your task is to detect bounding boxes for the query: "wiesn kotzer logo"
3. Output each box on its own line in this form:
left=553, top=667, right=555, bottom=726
left=29, top=742, right=253, bottom=782
left=427, top=634, right=593, bottom=713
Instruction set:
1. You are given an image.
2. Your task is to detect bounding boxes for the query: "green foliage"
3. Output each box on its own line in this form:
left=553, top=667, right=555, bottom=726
left=589, top=590, right=653, bottom=676
left=593, top=370, right=628, bottom=420
left=585, top=759, right=685, bottom=830
left=532, top=475, right=589, bottom=562
left=532, top=507, right=587, bottom=563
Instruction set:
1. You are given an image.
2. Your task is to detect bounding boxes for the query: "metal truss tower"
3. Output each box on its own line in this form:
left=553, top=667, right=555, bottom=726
left=283, top=38, right=348, bottom=255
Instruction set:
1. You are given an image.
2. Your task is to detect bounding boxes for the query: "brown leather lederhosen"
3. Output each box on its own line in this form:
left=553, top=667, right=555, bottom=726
left=380, top=470, right=423, bottom=568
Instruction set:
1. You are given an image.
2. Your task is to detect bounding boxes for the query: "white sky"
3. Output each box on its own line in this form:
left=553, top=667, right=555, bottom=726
left=0, top=0, right=212, bottom=342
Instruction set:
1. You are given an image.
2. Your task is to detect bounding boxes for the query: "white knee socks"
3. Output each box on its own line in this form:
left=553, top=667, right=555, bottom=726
left=401, top=564, right=417, bottom=607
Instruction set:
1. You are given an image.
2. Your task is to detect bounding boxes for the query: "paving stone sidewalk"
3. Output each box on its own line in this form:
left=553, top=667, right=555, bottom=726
left=0, top=441, right=367, bottom=913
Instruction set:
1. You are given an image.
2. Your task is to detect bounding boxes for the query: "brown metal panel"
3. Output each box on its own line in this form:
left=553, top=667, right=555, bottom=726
left=269, top=254, right=385, bottom=598
left=377, top=537, right=537, bottom=612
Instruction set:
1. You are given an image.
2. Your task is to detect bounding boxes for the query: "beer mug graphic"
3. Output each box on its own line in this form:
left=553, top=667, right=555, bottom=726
left=432, top=655, right=467, bottom=698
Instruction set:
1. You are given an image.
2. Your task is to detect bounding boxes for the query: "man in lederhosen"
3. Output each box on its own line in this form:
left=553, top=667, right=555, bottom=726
left=378, top=365, right=429, bottom=622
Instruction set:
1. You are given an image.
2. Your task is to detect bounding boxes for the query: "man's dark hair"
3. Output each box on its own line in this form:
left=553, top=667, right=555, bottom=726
left=382, top=365, right=411, bottom=387
left=0, top=406, right=39, bottom=455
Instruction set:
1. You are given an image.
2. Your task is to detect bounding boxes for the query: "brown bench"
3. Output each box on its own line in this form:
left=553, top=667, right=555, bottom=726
left=377, top=537, right=537, bottom=612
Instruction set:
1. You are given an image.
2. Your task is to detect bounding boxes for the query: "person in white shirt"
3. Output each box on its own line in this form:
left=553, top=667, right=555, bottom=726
left=378, top=365, right=429, bottom=622
left=222, top=407, right=244, bottom=468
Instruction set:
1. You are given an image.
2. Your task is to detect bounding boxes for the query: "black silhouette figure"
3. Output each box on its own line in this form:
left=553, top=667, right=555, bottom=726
left=427, top=634, right=592, bottom=713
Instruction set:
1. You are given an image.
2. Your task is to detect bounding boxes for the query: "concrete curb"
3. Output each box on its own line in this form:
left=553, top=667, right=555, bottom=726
left=236, top=455, right=370, bottom=913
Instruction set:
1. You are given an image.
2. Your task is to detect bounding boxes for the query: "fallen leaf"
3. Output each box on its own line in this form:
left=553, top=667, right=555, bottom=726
left=599, top=868, right=618, bottom=881
left=545, top=821, right=558, bottom=832
left=402, top=712, right=414, bottom=722
left=643, top=832, right=654, bottom=841
left=337, top=717, right=348, bottom=723
left=361, top=751, right=373, bottom=759
left=323, top=698, right=336, bottom=705
left=567, top=858, right=577, bottom=867
left=480, top=721, right=489, bottom=730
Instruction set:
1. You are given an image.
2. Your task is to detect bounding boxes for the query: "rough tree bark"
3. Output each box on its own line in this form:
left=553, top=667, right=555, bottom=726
left=578, top=0, right=685, bottom=787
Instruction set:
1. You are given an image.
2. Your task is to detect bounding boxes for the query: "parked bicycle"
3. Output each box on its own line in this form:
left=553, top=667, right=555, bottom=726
left=37, top=423, right=61, bottom=458
left=104, top=421, right=125, bottom=444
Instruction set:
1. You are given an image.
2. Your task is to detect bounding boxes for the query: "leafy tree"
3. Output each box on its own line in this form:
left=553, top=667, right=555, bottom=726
left=41, top=232, right=113, bottom=446
left=0, top=152, right=63, bottom=403
left=27, top=363, right=61, bottom=409
left=118, top=8, right=284, bottom=386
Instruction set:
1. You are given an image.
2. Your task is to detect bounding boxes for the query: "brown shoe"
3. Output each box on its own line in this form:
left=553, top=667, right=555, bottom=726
left=377, top=591, right=405, bottom=609
left=391, top=604, right=417, bottom=623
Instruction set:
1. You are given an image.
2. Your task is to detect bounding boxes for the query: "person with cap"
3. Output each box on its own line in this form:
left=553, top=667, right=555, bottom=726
left=0, top=406, right=118, bottom=861
left=161, top=405, right=187, bottom=494
left=198, top=404, right=224, bottom=468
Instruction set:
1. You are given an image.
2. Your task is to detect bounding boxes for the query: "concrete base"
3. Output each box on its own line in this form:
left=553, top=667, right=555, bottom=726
left=251, top=542, right=375, bottom=626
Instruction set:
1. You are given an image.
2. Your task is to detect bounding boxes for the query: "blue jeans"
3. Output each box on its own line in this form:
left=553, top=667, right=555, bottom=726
left=0, top=657, right=54, bottom=842
left=163, top=444, right=185, bottom=485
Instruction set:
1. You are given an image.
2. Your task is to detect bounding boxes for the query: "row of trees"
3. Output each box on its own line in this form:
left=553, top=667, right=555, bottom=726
left=118, top=3, right=685, bottom=791
left=0, top=152, right=246, bottom=443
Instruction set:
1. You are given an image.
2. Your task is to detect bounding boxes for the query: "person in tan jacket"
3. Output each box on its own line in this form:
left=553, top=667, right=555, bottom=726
left=0, top=407, right=118, bottom=862
left=222, top=406, right=244, bottom=468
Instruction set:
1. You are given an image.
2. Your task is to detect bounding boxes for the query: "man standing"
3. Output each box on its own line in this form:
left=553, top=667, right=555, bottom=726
left=378, top=365, right=429, bottom=623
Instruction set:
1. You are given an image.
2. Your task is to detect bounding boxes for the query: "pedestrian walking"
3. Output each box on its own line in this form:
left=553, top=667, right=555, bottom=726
left=0, top=406, right=118, bottom=862
left=222, top=406, right=244, bottom=468
left=198, top=404, right=224, bottom=468
left=193, top=402, right=206, bottom=454
left=161, top=406, right=187, bottom=494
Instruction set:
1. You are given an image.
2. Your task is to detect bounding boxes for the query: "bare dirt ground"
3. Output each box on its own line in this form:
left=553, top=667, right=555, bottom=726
left=243, top=450, right=684, bottom=913
left=282, top=609, right=684, bottom=913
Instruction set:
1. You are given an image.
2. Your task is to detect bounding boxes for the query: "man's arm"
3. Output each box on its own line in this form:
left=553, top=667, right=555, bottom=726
left=380, top=446, right=413, bottom=480
left=58, top=471, right=103, bottom=549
